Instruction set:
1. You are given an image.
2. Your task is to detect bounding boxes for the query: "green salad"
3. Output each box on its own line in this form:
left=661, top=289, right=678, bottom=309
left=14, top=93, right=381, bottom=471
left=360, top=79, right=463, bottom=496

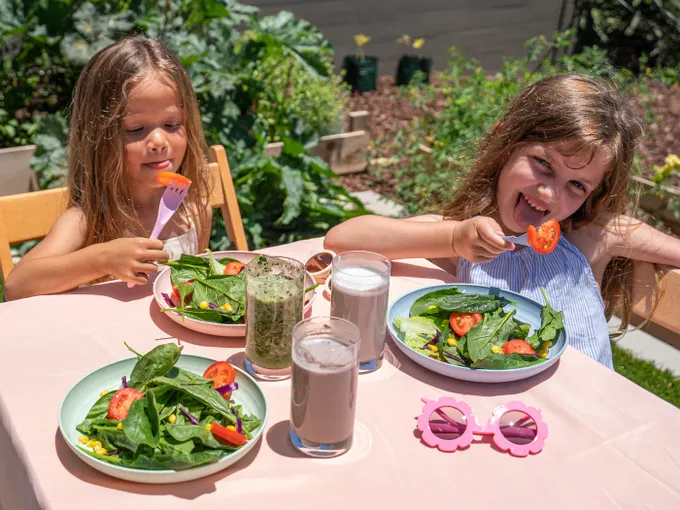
left=159, top=251, right=248, bottom=324
left=393, top=287, right=564, bottom=370
left=75, top=343, right=261, bottom=470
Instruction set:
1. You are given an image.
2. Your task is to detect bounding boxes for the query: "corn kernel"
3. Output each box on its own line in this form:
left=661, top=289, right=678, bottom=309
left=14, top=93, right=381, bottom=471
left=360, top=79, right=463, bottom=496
left=539, top=352, right=548, bottom=359
left=428, top=305, right=437, bottom=310
left=199, top=301, right=209, bottom=309
left=227, top=425, right=237, bottom=432
left=491, top=345, right=503, bottom=354
left=205, top=423, right=213, bottom=431
left=447, top=338, right=457, bottom=347
left=168, top=414, right=177, bottom=424
left=78, top=435, right=89, bottom=444
left=86, top=439, right=96, bottom=448
left=117, top=422, right=123, bottom=430
left=427, top=344, right=438, bottom=353
left=95, top=448, right=107, bottom=455
left=222, top=303, right=233, bottom=312
left=99, top=390, right=108, bottom=397
left=93, top=441, right=102, bottom=449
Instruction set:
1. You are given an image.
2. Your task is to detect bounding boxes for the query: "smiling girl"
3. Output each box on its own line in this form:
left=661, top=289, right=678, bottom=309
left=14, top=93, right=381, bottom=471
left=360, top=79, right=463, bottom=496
left=4, top=38, right=212, bottom=300
left=325, top=74, right=680, bottom=368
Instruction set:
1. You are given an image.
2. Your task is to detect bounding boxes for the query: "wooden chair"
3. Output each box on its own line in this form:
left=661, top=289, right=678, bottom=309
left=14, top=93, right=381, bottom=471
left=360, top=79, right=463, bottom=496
left=628, top=262, right=680, bottom=348
left=0, top=145, right=247, bottom=282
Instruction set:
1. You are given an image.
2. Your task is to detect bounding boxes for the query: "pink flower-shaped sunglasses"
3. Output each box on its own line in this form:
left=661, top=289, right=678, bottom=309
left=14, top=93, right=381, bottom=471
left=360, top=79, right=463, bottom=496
left=417, top=397, right=548, bottom=457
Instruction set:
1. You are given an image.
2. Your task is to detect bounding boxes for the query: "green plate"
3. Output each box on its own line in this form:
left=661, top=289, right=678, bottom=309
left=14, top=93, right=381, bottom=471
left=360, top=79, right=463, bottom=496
left=58, top=354, right=268, bottom=484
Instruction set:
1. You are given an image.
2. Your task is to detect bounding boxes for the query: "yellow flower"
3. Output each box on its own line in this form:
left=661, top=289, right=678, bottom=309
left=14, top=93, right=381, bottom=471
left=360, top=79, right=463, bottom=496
left=354, top=34, right=371, bottom=48
left=664, top=154, right=680, bottom=169
left=413, top=38, right=425, bottom=49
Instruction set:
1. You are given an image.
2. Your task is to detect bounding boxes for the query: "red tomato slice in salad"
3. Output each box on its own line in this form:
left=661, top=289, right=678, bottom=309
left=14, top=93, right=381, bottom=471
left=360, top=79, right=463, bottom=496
left=449, top=312, right=483, bottom=336
left=211, top=423, right=248, bottom=446
left=223, top=262, right=246, bottom=276
left=203, top=361, right=236, bottom=399
left=107, top=388, right=144, bottom=420
left=527, top=218, right=560, bottom=254
left=501, top=340, right=536, bottom=355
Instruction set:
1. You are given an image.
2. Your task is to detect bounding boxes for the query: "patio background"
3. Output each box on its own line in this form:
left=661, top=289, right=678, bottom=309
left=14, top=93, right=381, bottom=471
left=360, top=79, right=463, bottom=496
left=248, top=0, right=570, bottom=72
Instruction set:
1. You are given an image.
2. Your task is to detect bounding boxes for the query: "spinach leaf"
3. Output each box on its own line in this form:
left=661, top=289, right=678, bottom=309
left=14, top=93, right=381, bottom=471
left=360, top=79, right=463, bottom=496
left=471, top=353, right=545, bottom=370
left=194, top=275, right=246, bottom=307
left=125, top=450, right=227, bottom=470
left=130, top=343, right=183, bottom=386
left=232, top=405, right=262, bottom=434
left=165, top=424, right=239, bottom=451
left=410, top=287, right=510, bottom=317
left=206, top=249, right=227, bottom=275
left=526, top=288, right=565, bottom=350
left=76, top=392, right=115, bottom=434
left=166, top=254, right=210, bottom=269
left=159, top=436, right=196, bottom=456
left=145, top=377, right=237, bottom=426
left=122, top=391, right=160, bottom=448
left=77, top=446, right=125, bottom=465
left=95, top=427, right=141, bottom=453
left=509, top=320, right=531, bottom=340
left=465, top=309, right=518, bottom=363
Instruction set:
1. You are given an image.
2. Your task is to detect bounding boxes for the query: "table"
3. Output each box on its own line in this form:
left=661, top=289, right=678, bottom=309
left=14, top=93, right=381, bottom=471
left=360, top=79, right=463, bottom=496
left=1, top=238, right=679, bottom=510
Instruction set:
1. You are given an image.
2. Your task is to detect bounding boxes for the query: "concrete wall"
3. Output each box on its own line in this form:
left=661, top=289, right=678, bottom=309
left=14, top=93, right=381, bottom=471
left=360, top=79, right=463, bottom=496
left=248, top=0, right=568, bottom=74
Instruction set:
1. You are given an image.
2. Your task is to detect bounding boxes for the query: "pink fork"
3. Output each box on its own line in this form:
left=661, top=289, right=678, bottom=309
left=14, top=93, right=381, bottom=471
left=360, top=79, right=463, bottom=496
left=127, top=179, right=191, bottom=288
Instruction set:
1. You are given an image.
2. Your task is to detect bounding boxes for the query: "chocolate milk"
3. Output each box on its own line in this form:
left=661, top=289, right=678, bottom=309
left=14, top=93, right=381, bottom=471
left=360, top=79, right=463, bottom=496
left=331, top=266, right=390, bottom=364
left=291, top=337, right=358, bottom=444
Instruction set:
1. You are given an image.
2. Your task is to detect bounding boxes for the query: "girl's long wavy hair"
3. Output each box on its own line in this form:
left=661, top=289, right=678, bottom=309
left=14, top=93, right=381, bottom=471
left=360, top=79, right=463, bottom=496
left=443, top=74, right=647, bottom=330
left=68, top=37, right=210, bottom=248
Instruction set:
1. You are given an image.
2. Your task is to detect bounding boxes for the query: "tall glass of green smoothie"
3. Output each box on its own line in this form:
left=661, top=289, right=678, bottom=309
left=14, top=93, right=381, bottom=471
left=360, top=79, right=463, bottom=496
left=244, top=255, right=305, bottom=380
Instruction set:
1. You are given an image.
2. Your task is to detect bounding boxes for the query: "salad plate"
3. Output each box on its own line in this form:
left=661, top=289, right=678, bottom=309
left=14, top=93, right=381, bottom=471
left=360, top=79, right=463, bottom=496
left=387, top=284, right=567, bottom=383
left=58, top=349, right=268, bottom=484
left=153, top=251, right=317, bottom=337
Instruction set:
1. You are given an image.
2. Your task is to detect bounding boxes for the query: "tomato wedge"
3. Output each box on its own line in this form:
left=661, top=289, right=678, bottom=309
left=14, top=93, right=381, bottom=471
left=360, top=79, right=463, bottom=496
left=211, top=423, right=248, bottom=446
left=527, top=218, right=560, bottom=255
left=501, top=339, right=536, bottom=355
left=449, top=312, right=483, bottom=336
left=203, top=361, right=237, bottom=399
left=155, top=172, right=192, bottom=187
left=223, top=261, right=246, bottom=276
left=107, top=388, right=144, bottom=420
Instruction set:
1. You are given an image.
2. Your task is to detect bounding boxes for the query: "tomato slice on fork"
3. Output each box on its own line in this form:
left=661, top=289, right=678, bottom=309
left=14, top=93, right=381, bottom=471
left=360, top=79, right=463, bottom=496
left=155, top=171, right=192, bottom=187
left=527, top=218, right=560, bottom=254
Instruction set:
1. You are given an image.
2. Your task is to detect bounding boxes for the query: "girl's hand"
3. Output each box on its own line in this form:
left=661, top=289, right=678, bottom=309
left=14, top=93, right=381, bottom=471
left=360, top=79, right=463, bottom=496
left=98, top=238, right=170, bottom=284
left=452, top=217, right=514, bottom=262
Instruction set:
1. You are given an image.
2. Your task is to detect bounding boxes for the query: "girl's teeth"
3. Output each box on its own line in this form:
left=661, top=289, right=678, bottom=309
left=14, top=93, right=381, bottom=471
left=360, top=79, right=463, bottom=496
left=523, top=194, right=546, bottom=212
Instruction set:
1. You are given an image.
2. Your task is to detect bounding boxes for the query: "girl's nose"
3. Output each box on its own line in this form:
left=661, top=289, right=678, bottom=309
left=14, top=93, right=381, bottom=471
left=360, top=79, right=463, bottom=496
left=536, top=183, right=559, bottom=203
left=147, top=128, right=168, bottom=152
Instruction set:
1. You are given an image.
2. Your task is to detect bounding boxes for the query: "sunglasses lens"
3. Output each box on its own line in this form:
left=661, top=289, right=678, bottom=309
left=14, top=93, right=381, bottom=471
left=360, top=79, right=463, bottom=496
left=305, top=253, right=334, bottom=273
left=428, top=406, right=467, bottom=440
left=499, top=411, right=537, bottom=445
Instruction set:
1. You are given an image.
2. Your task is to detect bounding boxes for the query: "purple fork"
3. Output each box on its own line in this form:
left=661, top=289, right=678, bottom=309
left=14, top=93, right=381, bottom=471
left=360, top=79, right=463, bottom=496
left=127, top=179, right=191, bottom=288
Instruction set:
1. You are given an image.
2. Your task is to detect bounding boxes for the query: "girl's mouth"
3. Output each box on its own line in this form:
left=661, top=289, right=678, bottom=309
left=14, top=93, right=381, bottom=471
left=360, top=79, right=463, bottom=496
left=145, top=160, right=171, bottom=170
left=514, top=193, right=549, bottom=227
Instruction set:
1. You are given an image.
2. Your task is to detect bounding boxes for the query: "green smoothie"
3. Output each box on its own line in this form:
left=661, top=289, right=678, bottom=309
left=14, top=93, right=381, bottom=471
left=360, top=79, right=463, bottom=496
left=244, top=256, right=304, bottom=372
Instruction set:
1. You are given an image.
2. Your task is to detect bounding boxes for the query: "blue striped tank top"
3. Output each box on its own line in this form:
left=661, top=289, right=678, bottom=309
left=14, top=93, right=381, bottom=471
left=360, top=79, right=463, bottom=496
left=456, top=236, right=613, bottom=369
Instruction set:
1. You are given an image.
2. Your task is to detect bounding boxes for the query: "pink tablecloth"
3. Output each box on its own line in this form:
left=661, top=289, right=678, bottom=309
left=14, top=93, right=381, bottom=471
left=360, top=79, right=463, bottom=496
left=1, top=238, right=679, bottom=510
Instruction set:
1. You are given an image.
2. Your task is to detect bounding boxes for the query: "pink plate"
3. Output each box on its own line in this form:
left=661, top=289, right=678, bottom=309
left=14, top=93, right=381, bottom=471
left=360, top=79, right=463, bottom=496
left=153, top=251, right=317, bottom=337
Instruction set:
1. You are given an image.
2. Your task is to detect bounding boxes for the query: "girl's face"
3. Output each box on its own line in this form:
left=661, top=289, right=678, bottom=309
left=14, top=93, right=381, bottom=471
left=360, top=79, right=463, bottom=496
left=124, top=74, right=187, bottom=192
left=495, top=141, right=609, bottom=234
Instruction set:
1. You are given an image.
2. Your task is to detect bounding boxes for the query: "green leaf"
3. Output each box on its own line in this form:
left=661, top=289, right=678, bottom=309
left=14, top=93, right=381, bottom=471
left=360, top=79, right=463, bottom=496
left=129, top=343, right=183, bottom=386
left=165, top=423, right=239, bottom=451
left=122, top=394, right=160, bottom=448
left=526, top=288, right=564, bottom=349
left=471, top=353, right=545, bottom=370
left=76, top=392, right=115, bottom=434
left=465, top=309, right=518, bottom=363
left=278, top=165, right=304, bottom=225
left=410, top=287, right=510, bottom=317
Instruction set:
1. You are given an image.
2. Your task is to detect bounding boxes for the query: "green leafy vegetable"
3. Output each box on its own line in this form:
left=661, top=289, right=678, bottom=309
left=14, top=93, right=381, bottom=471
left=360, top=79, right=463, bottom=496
left=471, top=353, right=545, bottom=370
left=526, top=288, right=565, bottom=349
left=409, top=287, right=511, bottom=317
left=465, top=309, right=518, bottom=363
left=129, top=343, right=183, bottom=386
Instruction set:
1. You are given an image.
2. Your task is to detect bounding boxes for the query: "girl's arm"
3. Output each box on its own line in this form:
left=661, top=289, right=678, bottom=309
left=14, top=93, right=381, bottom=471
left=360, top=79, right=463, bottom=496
left=4, top=208, right=168, bottom=300
left=323, top=214, right=513, bottom=261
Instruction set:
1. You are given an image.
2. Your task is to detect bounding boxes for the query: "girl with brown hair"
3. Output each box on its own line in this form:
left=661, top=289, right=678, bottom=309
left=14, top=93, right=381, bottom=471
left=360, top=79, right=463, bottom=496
left=5, top=37, right=212, bottom=300
left=325, top=74, right=680, bottom=368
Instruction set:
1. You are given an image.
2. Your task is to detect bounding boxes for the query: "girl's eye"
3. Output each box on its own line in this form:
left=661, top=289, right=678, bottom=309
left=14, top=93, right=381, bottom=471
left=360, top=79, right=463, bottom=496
left=534, top=157, right=551, bottom=170
left=126, top=127, right=143, bottom=134
left=165, top=123, right=180, bottom=129
left=571, top=180, right=586, bottom=193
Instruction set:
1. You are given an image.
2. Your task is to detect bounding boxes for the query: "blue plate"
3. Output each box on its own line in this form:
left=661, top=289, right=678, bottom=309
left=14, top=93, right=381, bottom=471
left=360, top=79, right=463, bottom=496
left=387, top=284, right=567, bottom=383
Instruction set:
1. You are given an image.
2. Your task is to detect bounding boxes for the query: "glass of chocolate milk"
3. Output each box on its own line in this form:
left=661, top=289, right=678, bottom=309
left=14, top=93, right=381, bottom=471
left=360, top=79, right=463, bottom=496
left=330, top=251, right=391, bottom=373
left=289, top=317, right=360, bottom=458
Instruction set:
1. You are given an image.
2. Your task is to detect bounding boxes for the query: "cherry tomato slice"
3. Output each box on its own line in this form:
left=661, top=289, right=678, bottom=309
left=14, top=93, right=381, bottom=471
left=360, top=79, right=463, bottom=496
left=107, top=388, right=144, bottom=420
left=211, top=423, right=248, bottom=446
left=449, top=312, right=483, bottom=336
left=501, top=339, right=536, bottom=355
left=155, top=172, right=192, bottom=187
left=223, top=262, right=246, bottom=276
left=203, top=361, right=236, bottom=399
left=527, top=218, right=560, bottom=255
